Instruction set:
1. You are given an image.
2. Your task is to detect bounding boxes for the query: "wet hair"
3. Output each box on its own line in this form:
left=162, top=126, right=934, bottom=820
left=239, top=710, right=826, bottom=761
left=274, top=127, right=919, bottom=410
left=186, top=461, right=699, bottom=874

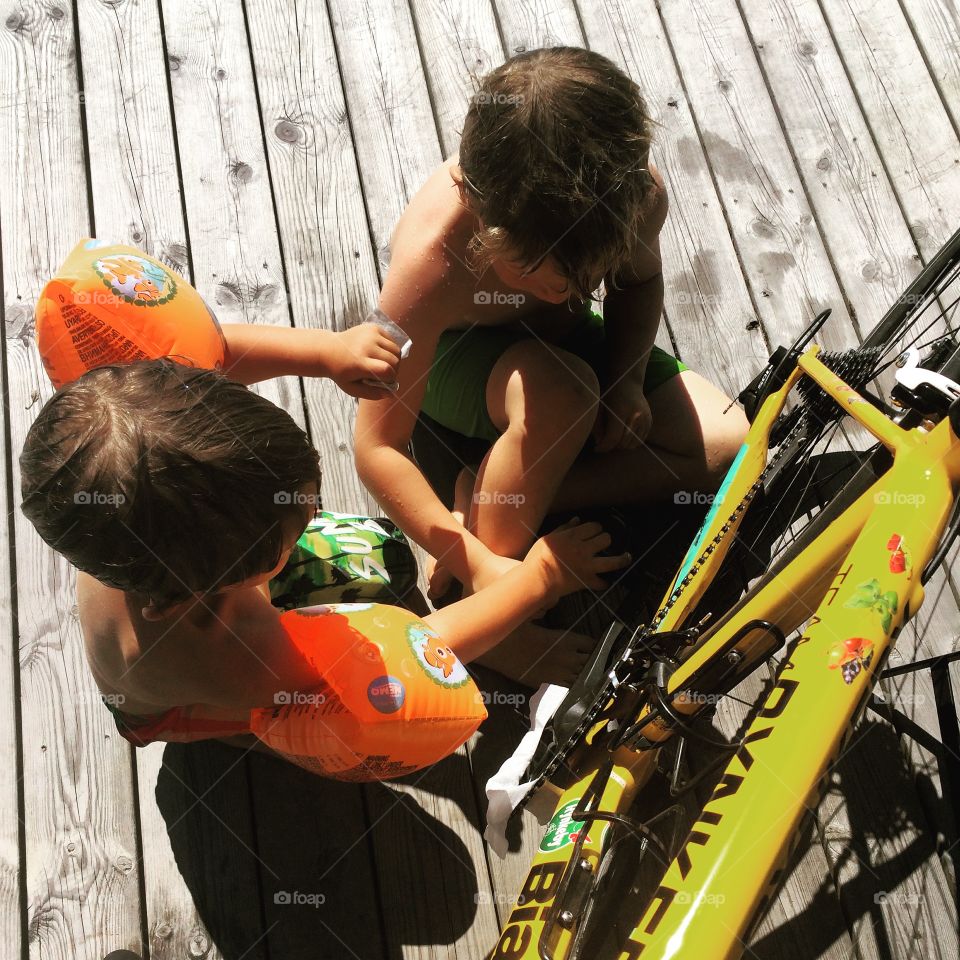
left=457, top=46, right=657, bottom=300
left=20, top=359, right=321, bottom=610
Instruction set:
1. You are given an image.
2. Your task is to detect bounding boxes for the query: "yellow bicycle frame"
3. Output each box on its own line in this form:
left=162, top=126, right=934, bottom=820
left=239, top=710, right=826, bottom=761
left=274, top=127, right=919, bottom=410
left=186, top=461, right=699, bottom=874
left=488, top=346, right=960, bottom=960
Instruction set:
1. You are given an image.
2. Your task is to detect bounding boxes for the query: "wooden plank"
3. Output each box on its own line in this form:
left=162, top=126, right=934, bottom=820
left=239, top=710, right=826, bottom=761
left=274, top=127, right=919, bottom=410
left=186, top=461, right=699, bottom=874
left=150, top=741, right=268, bottom=960
left=71, top=1, right=236, bottom=956
left=325, top=1, right=503, bottom=953
left=897, top=0, right=960, bottom=165
left=495, top=0, right=770, bottom=395
left=244, top=0, right=381, bottom=514
left=656, top=0, right=857, bottom=354
left=160, top=0, right=303, bottom=425
left=327, top=0, right=442, bottom=266
left=820, top=0, right=960, bottom=256
left=737, top=0, right=923, bottom=332
left=407, top=0, right=503, bottom=158
left=0, top=1, right=144, bottom=957
left=0, top=132, right=21, bottom=960
left=495, top=0, right=581, bottom=55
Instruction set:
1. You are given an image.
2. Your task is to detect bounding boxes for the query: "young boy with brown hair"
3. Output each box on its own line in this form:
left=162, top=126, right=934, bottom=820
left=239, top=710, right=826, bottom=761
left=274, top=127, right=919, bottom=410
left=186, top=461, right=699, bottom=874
left=20, top=359, right=623, bottom=747
left=353, top=47, right=750, bottom=680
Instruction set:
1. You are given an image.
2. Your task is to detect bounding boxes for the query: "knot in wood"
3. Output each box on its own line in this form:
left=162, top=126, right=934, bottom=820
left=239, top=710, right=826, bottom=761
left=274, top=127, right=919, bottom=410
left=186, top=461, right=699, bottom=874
left=275, top=119, right=301, bottom=143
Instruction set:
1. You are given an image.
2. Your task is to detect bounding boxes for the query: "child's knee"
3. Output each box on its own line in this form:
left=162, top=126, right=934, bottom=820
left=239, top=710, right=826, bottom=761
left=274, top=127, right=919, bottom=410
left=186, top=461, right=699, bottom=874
left=706, top=407, right=750, bottom=482
left=490, top=341, right=599, bottom=435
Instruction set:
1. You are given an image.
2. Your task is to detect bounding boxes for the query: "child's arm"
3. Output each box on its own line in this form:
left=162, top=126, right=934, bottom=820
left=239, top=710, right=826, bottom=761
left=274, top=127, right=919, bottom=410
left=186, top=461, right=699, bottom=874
left=594, top=169, right=669, bottom=453
left=425, top=520, right=629, bottom=663
left=219, top=322, right=401, bottom=399
left=354, top=243, right=511, bottom=590
left=143, top=521, right=623, bottom=713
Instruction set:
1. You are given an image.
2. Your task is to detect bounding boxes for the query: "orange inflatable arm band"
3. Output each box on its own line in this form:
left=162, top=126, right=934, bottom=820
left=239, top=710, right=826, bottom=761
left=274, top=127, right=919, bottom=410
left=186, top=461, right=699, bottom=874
left=35, top=238, right=225, bottom=388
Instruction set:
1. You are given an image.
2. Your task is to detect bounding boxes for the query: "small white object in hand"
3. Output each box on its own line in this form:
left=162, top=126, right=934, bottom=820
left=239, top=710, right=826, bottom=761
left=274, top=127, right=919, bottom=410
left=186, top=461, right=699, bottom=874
left=363, top=307, right=411, bottom=392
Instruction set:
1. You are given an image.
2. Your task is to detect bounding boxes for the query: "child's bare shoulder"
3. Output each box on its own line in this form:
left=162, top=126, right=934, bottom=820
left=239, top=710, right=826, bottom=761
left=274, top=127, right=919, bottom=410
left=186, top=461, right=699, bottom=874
left=384, top=158, right=479, bottom=327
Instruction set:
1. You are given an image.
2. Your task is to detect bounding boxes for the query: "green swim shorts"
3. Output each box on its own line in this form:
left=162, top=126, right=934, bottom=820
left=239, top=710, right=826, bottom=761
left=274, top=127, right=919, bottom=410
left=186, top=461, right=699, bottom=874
left=421, top=311, right=688, bottom=443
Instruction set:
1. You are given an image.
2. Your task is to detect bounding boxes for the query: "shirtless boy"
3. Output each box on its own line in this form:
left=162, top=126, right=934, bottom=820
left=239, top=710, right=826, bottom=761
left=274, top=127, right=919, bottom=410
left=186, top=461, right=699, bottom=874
left=19, top=360, right=624, bottom=746
left=354, top=47, right=749, bottom=681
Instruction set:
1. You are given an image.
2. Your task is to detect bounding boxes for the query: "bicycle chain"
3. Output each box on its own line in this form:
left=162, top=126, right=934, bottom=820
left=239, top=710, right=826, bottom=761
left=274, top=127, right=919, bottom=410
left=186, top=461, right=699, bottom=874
left=518, top=412, right=813, bottom=801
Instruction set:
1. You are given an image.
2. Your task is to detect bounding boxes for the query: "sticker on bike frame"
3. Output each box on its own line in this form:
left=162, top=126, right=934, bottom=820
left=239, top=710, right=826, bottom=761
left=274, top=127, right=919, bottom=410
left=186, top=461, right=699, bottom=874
left=539, top=800, right=592, bottom=852
left=669, top=442, right=749, bottom=603
left=886, top=533, right=913, bottom=577
left=827, top=636, right=875, bottom=684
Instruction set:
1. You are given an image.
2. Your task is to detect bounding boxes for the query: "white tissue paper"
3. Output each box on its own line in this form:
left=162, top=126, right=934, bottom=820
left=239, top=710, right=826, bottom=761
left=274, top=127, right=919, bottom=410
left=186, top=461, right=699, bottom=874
left=484, top=682, right=569, bottom=858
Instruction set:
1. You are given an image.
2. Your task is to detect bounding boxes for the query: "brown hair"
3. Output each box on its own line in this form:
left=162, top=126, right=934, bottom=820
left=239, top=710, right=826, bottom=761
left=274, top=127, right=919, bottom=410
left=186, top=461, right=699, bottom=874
left=20, top=359, right=321, bottom=610
left=458, top=47, right=656, bottom=299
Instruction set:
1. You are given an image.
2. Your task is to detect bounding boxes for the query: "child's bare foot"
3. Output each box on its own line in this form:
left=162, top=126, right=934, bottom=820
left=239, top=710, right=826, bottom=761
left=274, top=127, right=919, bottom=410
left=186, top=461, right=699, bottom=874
left=476, top=621, right=599, bottom=687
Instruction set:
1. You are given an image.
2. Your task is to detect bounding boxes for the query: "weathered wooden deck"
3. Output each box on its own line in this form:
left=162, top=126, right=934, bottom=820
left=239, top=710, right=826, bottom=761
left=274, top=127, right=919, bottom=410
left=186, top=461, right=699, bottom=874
left=2, top=0, right=960, bottom=958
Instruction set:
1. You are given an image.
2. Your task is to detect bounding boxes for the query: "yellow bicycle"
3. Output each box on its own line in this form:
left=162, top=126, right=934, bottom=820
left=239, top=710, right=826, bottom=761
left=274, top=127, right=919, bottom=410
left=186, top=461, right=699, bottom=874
left=486, top=226, right=960, bottom=960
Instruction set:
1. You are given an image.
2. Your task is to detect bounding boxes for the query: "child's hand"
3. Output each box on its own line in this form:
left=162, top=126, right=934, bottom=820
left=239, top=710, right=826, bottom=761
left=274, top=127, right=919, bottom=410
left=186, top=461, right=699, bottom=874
left=525, top=519, right=630, bottom=599
left=326, top=324, right=402, bottom=399
left=594, top=380, right=652, bottom=452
